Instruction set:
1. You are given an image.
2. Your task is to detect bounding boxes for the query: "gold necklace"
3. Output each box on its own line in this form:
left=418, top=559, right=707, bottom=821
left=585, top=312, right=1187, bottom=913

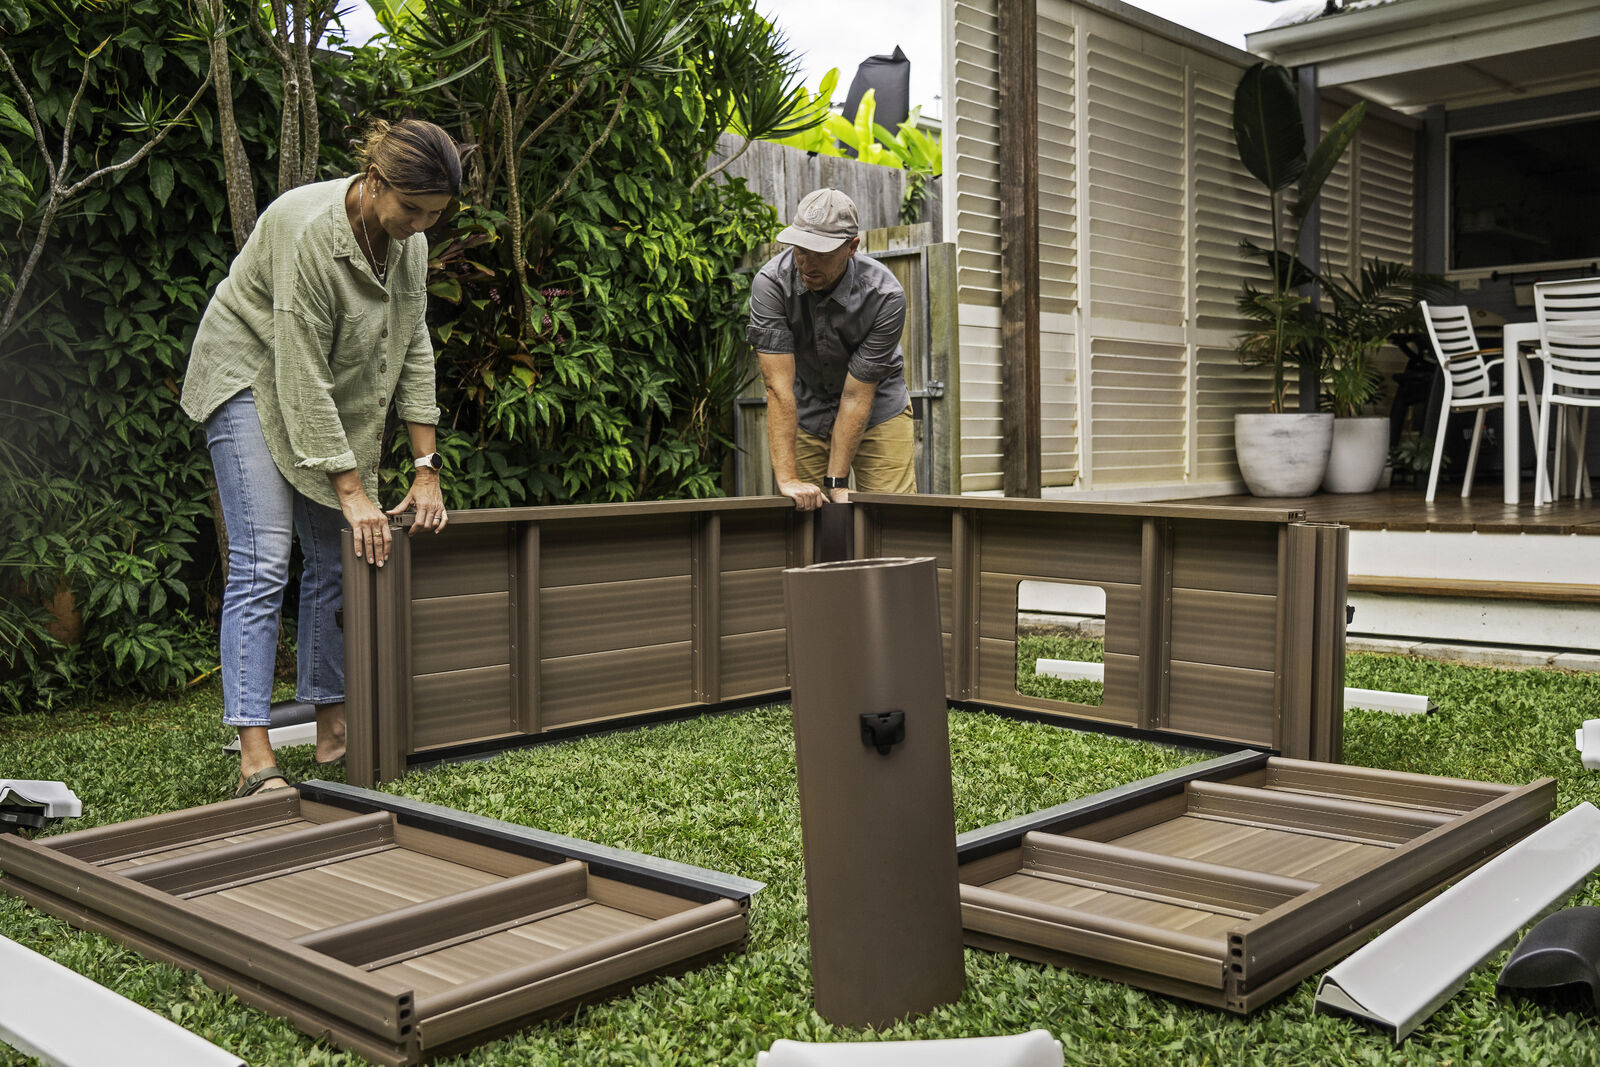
left=359, top=178, right=387, bottom=284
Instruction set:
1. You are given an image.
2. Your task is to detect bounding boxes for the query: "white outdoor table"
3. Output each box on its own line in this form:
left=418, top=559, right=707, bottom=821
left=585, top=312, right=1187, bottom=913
left=1500, top=321, right=1542, bottom=505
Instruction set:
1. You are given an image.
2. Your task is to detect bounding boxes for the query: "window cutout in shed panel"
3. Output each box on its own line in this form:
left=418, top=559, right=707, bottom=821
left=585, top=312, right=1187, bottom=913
left=1016, top=580, right=1106, bottom=708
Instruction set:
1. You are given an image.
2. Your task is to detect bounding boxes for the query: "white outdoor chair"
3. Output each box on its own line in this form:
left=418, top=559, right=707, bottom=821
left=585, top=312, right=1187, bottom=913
left=1533, top=279, right=1600, bottom=505
left=1419, top=302, right=1505, bottom=502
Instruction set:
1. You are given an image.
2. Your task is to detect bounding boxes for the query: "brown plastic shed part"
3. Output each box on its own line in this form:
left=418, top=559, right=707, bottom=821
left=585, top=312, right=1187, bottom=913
left=783, top=556, right=965, bottom=1026
left=340, top=495, right=1346, bottom=784
left=955, top=756, right=1556, bottom=1012
left=0, top=783, right=763, bottom=1065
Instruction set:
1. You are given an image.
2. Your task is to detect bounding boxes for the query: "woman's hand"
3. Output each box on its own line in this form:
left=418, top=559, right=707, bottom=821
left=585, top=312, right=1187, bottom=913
left=389, top=470, right=449, bottom=535
left=338, top=487, right=392, bottom=566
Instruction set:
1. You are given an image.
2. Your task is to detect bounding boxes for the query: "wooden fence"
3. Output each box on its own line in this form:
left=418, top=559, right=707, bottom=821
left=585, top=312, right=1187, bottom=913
left=708, top=133, right=943, bottom=236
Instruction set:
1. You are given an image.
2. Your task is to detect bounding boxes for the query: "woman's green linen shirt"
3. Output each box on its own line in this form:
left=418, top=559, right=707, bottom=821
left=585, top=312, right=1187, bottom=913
left=181, top=175, right=441, bottom=511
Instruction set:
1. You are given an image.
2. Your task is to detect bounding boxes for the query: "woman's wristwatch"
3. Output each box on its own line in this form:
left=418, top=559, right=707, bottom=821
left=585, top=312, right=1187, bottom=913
left=414, top=452, right=444, bottom=472
left=822, top=475, right=848, bottom=489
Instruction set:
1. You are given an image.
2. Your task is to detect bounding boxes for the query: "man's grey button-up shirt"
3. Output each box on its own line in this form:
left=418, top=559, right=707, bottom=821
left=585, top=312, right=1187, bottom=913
left=746, top=248, right=910, bottom=440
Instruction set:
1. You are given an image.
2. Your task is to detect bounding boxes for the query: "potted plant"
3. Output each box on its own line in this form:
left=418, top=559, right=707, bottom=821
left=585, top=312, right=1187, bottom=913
left=1314, top=259, right=1447, bottom=493
left=1230, top=62, right=1365, bottom=497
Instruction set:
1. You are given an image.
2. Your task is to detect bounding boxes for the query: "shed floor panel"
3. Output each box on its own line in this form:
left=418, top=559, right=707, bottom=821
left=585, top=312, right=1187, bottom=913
left=511, top=902, right=656, bottom=952
left=1112, top=818, right=1387, bottom=881
left=194, top=847, right=504, bottom=936
left=103, top=819, right=313, bottom=872
left=981, top=872, right=1241, bottom=939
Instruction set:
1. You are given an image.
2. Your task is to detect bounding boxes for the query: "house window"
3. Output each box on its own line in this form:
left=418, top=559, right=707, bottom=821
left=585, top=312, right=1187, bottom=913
left=1449, top=115, right=1600, bottom=272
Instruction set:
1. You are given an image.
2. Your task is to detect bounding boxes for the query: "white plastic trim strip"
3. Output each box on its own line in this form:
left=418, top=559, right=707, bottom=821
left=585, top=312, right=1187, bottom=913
left=758, top=1028, right=1062, bottom=1066
left=1315, top=802, right=1600, bottom=1041
left=0, top=934, right=243, bottom=1066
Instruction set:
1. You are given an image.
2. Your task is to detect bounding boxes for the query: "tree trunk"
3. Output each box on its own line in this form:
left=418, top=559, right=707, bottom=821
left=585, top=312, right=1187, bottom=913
left=203, top=1, right=256, bottom=250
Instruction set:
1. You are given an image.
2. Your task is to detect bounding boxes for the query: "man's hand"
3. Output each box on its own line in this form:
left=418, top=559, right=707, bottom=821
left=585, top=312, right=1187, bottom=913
left=388, top=469, right=449, bottom=535
left=826, top=485, right=851, bottom=505
left=778, top=478, right=827, bottom=511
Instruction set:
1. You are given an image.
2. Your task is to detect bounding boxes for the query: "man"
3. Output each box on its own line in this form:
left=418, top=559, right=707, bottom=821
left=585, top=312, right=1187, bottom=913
left=746, top=188, right=915, bottom=511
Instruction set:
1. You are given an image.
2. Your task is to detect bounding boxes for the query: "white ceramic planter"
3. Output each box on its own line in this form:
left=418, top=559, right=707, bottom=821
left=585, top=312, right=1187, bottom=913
left=1323, top=416, right=1391, bottom=494
left=1235, top=412, right=1335, bottom=497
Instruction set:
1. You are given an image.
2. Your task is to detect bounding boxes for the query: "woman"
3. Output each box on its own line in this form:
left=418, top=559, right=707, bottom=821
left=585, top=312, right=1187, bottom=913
left=182, top=119, right=466, bottom=796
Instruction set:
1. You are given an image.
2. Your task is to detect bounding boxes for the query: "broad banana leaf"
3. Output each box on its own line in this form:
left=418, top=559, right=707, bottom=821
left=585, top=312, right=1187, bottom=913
left=1232, top=61, right=1305, bottom=194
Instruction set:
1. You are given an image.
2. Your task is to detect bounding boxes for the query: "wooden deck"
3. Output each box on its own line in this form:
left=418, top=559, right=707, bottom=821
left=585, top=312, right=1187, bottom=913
left=1174, top=487, right=1600, bottom=535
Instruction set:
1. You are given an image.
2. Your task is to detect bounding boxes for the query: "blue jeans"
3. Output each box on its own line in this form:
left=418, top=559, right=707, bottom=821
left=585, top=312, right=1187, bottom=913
left=205, top=389, right=345, bottom=728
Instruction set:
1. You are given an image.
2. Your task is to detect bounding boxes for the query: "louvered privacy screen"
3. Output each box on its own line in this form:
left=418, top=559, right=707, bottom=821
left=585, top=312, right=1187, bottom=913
left=0, top=783, right=761, bottom=1065
left=944, top=0, right=1418, bottom=492
left=339, top=495, right=1347, bottom=787
left=957, top=751, right=1557, bottom=1011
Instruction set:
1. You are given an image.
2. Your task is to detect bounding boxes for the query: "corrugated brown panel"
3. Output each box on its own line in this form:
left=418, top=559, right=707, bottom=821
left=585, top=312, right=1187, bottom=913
left=974, top=638, right=1139, bottom=724
left=411, top=665, right=513, bottom=749
left=1170, top=520, right=1279, bottom=595
left=1169, top=589, right=1276, bottom=671
left=540, top=643, right=695, bottom=726
left=874, top=510, right=955, bottom=567
left=1165, top=661, right=1274, bottom=745
left=977, top=574, right=1138, bottom=652
left=539, top=518, right=690, bottom=586
left=539, top=576, right=693, bottom=658
left=719, top=512, right=792, bottom=571
left=720, top=568, right=785, bottom=636
left=719, top=629, right=788, bottom=697
left=979, top=513, right=1144, bottom=584
left=925, top=567, right=953, bottom=638
left=410, top=524, right=510, bottom=599
left=411, top=593, right=511, bottom=675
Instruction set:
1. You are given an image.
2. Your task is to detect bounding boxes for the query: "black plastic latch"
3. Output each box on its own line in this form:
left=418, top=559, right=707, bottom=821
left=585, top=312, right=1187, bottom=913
left=860, top=711, right=906, bottom=755
left=1346, top=604, right=1356, bottom=625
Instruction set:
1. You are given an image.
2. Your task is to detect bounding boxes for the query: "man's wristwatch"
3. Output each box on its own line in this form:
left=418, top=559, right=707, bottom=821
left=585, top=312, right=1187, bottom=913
left=414, top=452, right=444, bottom=472
left=822, top=475, right=848, bottom=489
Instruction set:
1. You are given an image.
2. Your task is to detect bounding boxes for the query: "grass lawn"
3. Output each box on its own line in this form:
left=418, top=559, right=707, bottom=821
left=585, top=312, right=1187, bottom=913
left=2, top=649, right=1599, bottom=1065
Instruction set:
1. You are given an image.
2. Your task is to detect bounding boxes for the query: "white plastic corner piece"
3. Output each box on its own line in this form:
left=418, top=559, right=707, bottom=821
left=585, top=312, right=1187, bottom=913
left=0, top=780, right=81, bottom=819
left=1315, top=802, right=1600, bottom=1042
left=1576, top=720, right=1600, bottom=771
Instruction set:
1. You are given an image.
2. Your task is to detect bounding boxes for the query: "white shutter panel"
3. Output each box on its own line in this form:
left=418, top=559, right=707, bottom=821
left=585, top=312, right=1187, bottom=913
left=1081, top=24, right=1187, bottom=486
left=1320, top=100, right=1357, bottom=279
left=1354, top=116, right=1415, bottom=265
left=1192, top=64, right=1278, bottom=480
left=950, top=0, right=1004, bottom=491
left=1039, top=3, right=1080, bottom=486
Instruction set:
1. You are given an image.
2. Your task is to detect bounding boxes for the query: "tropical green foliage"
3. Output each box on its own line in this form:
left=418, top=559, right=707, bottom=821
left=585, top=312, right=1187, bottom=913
left=0, top=0, right=789, bottom=711
left=1315, top=258, right=1447, bottom=417
left=0, top=0, right=340, bottom=711
left=359, top=0, right=781, bottom=505
left=1230, top=61, right=1366, bottom=411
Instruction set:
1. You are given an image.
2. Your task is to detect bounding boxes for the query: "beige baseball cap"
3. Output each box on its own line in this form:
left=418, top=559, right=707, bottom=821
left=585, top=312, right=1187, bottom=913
left=777, top=188, right=860, bottom=253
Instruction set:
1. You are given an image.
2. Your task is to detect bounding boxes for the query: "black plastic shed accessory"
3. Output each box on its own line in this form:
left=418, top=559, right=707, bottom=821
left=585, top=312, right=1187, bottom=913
left=0, top=783, right=762, bottom=1065
left=783, top=556, right=965, bottom=1027
left=1497, top=906, right=1600, bottom=1014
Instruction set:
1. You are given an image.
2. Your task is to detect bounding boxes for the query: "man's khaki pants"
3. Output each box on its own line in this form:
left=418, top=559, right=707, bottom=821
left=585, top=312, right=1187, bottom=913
left=793, top=407, right=916, bottom=493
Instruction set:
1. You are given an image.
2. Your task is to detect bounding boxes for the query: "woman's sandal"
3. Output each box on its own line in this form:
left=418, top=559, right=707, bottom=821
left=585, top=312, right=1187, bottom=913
left=234, top=765, right=290, bottom=799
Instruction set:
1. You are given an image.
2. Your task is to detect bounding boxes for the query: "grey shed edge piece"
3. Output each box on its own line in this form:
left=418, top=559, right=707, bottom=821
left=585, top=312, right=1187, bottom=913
left=295, top=781, right=765, bottom=903
left=1314, top=801, right=1600, bottom=1042
left=955, top=749, right=1270, bottom=862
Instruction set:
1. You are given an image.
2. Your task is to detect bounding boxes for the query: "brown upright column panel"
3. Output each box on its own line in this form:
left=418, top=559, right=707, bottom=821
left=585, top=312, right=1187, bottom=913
left=783, top=557, right=965, bottom=1026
